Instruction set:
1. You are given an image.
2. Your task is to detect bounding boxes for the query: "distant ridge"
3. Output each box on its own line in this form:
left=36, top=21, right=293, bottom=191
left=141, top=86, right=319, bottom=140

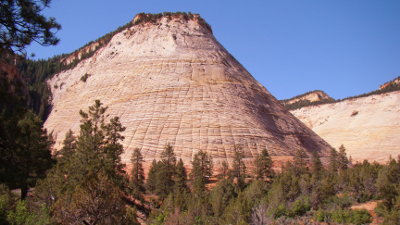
left=281, top=76, right=400, bottom=110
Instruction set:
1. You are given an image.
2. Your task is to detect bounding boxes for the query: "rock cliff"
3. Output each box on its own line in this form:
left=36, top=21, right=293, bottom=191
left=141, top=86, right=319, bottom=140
left=291, top=90, right=400, bottom=163
left=44, top=13, right=332, bottom=169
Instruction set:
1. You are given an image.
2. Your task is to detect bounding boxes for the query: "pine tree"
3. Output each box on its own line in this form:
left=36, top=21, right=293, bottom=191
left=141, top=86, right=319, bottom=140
left=328, top=148, right=338, bottom=173
left=311, top=151, right=323, bottom=175
left=220, top=161, right=230, bottom=179
left=34, top=100, right=132, bottom=224
left=155, top=144, right=177, bottom=198
left=172, top=159, right=189, bottom=211
left=338, top=145, right=349, bottom=171
left=146, top=159, right=159, bottom=193
left=130, top=148, right=145, bottom=202
left=175, top=158, right=188, bottom=192
left=232, top=145, right=246, bottom=189
left=254, top=148, right=274, bottom=181
left=14, top=111, right=54, bottom=199
left=0, top=0, right=61, bottom=54
left=57, top=130, right=76, bottom=160
left=293, top=149, right=308, bottom=175
left=190, top=150, right=213, bottom=195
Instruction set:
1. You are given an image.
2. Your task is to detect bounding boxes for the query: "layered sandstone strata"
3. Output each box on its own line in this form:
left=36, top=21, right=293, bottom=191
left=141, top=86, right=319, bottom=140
left=45, top=13, right=332, bottom=169
left=291, top=91, right=400, bottom=163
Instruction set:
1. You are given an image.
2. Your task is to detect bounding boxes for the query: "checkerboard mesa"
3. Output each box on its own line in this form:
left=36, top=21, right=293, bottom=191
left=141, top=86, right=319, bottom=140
left=44, top=12, right=332, bottom=171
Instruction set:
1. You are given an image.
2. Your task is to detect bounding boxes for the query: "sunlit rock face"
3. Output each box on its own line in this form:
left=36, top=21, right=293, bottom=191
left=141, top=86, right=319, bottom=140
left=291, top=90, right=400, bottom=163
left=45, top=13, right=332, bottom=170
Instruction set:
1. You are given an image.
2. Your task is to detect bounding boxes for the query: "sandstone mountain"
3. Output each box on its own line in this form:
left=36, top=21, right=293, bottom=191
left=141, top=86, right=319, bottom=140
left=289, top=83, right=400, bottom=163
left=44, top=13, right=332, bottom=169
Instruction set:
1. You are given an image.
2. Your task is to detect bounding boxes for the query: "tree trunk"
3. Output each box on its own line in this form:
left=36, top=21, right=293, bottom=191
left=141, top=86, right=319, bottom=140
left=21, top=183, right=28, bottom=200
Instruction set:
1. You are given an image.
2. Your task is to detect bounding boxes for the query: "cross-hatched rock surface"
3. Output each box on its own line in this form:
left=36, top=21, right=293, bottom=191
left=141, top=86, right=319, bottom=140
left=291, top=90, right=400, bottom=163
left=45, top=13, right=332, bottom=169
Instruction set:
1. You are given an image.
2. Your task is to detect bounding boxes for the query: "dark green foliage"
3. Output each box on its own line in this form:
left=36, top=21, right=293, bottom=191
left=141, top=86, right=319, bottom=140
left=156, top=145, right=177, bottom=199
left=328, top=148, right=339, bottom=173
left=56, top=130, right=76, bottom=160
left=174, top=159, right=188, bottom=192
left=232, top=145, right=246, bottom=189
left=0, top=110, right=54, bottom=199
left=80, top=73, right=91, bottom=82
left=0, top=184, right=11, bottom=224
left=376, top=158, right=400, bottom=210
left=338, top=145, right=349, bottom=171
left=310, top=151, right=322, bottom=175
left=315, top=209, right=371, bottom=225
left=190, top=150, right=213, bottom=195
left=254, top=148, right=274, bottom=180
left=291, top=149, right=308, bottom=175
left=0, top=0, right=60, bottom=54
left=130, top=148, right=145, bottom=202
left=209, top=178, right=236, bottom=217
left=6, top=200, right=51, bottom=225
left=146, top=159, right=159, bottom=193
left=33, top=100, right=136, bottom=224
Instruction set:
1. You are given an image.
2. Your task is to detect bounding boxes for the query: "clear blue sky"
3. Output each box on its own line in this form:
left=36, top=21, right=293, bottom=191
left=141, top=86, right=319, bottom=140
left=26, top=0, right=400, bottom=100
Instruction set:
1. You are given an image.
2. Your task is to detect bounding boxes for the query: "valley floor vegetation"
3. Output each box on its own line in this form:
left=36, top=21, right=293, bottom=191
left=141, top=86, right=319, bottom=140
left=0, top=100, right=400, bottom=225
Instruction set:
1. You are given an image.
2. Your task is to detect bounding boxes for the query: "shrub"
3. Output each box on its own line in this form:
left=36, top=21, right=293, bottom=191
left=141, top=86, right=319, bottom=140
left=350, top=209, right=372, bottom=225
left=80, top=73, right=91, bottom=82
left=289, top=196, right=311, bottom=217
left=314, top=210, right=330, bottom=222
left=316, top=209, right=371, bottom=225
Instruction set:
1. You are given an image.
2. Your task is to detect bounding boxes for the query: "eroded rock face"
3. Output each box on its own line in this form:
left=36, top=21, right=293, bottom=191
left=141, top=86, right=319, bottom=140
left=44, top=13, right=332, bottom=169
left=380, top=77, right=400, bottom=90
left=291, top=91, right=400, bottom=163
left=284, top=90, right=333, bottom=105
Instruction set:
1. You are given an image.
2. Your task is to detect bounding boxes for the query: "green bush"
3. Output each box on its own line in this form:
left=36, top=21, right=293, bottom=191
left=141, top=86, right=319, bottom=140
left=350, top=209, right=372, bottom=225
left=289, top=196, right=311, bottom=217
left=6, top=201, right=51, bottom=225
left=273, top=204, right=287, bottom=219
left=314, top=210, right=330, bottom=222
left=316, top=209, right=371, bottom=225
left=80, top=73, right=91, bottom=82
left=0, top=184, right=11, bottom=224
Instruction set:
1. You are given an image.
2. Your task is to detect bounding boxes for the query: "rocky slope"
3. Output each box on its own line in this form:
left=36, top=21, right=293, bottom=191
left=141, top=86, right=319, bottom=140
left=379, top=76, right=400, bottom=90
left=283, top=90, right=332, bottom=105
left=281, top=90, right=334, bottom=110
left=290, top=90, right=400, bottom=163
left=44, top=13, right=332, bottom=169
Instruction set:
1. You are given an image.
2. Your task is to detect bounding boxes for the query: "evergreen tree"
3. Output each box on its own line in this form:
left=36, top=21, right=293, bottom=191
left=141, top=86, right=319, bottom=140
left=328, top=148, right=338, bottom=173
left=171, top=159, right=189, bottom=211
left=155, top=144, right=177, bottom=198
left=190, top=150, right=213, bottom=195
left=56, top=130, right=76, bottom=160
left=174, top=159, right=188, bottom=192
left=293, top=149, right=308, bottom=175
left=338, top=145, right=349, bottom=171
left=146, top=159, right=159, bottom=193
left=130, top=148, right=145, bottom=202
left=376, top=158, right=400, bottom=209
left=0, top=0, right=61, bottom=54
left=220, top=161, right=229, bottom=179
left=232, top=145, right=246, bottom=189
left=254, top=148, right=274, bottom=181
left=34, top=100, right=133, bottom=224
left=311, top=151, right=323, bottom=175
left=14, top=111, right=54, bottom=199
